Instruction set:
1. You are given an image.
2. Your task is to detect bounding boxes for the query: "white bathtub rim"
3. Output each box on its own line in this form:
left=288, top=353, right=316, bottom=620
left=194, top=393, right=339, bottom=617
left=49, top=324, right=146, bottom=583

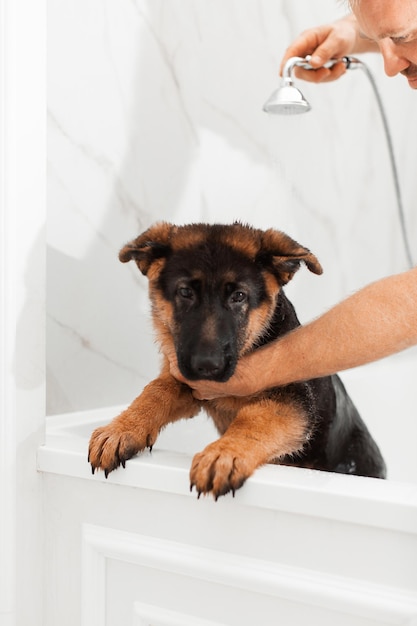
left=38, top=405, right=417, bottom=535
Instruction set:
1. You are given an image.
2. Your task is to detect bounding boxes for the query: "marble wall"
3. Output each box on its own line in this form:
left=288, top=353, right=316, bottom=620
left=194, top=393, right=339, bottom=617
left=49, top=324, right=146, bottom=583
left=47, top=0, right=417, bottom=414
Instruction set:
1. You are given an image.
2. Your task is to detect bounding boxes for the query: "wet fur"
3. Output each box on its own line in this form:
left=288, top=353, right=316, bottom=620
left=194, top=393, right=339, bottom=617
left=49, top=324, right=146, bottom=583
left=88, top=222, right=386, bottom=498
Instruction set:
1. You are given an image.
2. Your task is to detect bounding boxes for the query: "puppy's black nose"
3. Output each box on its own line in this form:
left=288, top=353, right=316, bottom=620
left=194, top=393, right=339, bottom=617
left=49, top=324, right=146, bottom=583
left=190, top=354, right=223, bottom=379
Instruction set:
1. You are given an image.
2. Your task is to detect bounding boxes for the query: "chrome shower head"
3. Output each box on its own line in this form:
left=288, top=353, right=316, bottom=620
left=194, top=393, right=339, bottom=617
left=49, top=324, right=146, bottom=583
left=263, top=55, right=359, bottom=115
left=262, top=83, right=311, bottom=115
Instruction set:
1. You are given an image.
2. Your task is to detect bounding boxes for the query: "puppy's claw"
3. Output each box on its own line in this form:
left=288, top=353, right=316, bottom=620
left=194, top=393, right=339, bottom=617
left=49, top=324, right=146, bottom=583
left=190, top=482, right=194, bottom=493
left=146, top=434, right=154, bottom=453
left=104, top=469, right=109, bottom=479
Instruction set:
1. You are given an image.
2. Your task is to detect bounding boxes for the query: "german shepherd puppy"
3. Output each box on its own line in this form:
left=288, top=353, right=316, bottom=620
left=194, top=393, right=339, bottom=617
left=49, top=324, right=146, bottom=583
left=88, top=222, right=386, bottom=498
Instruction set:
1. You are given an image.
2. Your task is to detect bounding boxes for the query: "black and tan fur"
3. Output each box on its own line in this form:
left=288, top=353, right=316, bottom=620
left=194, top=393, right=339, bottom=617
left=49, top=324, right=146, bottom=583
left=88, top=222, right=386, bottom=498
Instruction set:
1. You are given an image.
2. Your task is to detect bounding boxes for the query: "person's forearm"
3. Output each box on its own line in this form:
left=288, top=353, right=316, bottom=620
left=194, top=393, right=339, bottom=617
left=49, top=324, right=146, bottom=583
left=251, top=268, right=417, bottom=389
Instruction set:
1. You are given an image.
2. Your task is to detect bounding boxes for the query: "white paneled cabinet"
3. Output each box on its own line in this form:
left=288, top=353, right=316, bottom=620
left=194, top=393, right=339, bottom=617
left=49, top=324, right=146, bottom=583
left=39, top=410, right=417, bottom=626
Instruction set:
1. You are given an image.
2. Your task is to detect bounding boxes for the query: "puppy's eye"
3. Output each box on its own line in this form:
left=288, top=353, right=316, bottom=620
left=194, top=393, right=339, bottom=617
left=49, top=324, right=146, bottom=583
left=230, top=290, right=247, bottom=303
left=178, top=286, right=193, bottom=299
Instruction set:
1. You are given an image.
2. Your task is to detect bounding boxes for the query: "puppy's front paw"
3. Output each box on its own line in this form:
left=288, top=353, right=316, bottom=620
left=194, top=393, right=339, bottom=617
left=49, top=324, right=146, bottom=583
left=88, top=423, right=155, bottom=478
left=189, top=440, right=254, bottom=500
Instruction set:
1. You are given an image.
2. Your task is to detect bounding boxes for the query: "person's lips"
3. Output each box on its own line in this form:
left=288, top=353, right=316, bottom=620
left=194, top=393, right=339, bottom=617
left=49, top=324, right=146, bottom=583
left=401, top=67, right=417, bottom=88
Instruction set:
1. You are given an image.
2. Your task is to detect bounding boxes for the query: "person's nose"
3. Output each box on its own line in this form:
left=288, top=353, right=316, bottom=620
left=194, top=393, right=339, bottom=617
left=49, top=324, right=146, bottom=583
left=378, top=39, right=410, bottom=76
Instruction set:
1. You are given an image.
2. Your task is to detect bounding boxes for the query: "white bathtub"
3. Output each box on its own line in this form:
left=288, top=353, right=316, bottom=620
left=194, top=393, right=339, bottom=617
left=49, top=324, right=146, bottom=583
left=38, top=348, right=417, bottom=626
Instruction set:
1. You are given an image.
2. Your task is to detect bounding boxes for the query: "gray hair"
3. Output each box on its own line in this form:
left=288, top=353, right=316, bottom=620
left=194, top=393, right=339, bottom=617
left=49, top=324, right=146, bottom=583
left=338, top=0, right=358, bottom=11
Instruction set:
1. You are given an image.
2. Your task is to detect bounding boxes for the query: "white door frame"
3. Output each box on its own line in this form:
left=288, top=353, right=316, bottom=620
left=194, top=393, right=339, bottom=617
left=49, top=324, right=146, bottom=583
left=0, top=1, right=46, bottom=624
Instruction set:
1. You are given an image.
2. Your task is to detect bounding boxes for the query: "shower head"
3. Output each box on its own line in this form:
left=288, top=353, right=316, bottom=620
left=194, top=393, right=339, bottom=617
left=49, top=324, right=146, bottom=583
left=262, top=83, right=311, bottom=115
left=263, top=55, right=360, bottom=115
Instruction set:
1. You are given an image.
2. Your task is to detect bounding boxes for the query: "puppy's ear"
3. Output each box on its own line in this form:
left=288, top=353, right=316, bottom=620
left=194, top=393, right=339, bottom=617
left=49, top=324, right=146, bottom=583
left=258, top=229, right=323, bottom=285
left=119, top=222, right=173, bottom=275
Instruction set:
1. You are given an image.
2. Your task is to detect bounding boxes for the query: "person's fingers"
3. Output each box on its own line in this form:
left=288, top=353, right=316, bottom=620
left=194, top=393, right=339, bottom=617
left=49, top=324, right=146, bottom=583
left=279, top=26, right=334, bottom=75
left=293, top=60, right=347, bottom=84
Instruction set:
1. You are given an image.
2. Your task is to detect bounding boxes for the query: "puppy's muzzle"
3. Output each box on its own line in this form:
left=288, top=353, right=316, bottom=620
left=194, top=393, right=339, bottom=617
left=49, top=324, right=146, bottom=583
left=190, top=353, right=226, bottom=379
left=180, top=344, right=235, bottom=382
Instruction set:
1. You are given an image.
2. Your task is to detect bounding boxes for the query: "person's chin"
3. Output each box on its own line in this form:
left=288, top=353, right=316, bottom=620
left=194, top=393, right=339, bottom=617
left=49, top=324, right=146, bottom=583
left=406, top=75, right=417, bottom=89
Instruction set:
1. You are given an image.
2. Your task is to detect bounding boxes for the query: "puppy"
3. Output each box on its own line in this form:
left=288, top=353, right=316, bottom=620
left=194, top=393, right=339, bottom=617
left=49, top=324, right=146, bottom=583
left=88, top=222, right=386, bottom=498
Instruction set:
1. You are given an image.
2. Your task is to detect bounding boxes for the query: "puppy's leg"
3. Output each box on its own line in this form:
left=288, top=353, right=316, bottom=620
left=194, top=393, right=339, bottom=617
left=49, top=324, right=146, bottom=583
left=190, top=400, right=309, bottom=499
left=89, top=375, right=200, bottom=477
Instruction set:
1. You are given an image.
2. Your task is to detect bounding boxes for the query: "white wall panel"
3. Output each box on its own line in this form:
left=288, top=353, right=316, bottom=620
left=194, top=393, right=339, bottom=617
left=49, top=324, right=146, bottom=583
left=80, top=524, right=417, bottom=626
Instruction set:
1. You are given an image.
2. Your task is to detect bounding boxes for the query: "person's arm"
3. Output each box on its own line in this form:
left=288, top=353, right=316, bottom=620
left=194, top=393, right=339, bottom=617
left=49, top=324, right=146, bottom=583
left=170, top=268, right=417, bottom=400
left=280, top=14, right=380, bottom=84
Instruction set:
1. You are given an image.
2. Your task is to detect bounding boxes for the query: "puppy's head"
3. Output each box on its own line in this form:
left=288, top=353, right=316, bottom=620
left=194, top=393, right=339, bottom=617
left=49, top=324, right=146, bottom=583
left=119, top=222, right=322, bottom=381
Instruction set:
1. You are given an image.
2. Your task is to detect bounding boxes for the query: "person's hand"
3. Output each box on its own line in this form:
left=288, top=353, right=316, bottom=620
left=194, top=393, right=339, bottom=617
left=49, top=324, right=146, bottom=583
left=167, top=352, right=262, bottom=400
left=280, top=16, right=360, bottom=84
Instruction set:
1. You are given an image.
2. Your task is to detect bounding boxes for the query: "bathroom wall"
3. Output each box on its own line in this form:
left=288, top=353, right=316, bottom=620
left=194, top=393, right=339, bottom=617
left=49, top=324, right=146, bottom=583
left=47, top=0, right=417, bottom=415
